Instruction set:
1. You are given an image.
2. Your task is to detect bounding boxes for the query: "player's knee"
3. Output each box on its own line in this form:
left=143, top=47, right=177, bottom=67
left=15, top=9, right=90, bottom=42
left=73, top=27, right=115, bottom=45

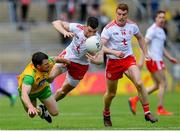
left=154, top=82, right=158, bottom=88
left=108, top=92, right=116, bottom=98
left=56, top=90, right=67, bottom=101
left=50, top=110, right=59, bottom=116
left=60, top=91, right=67, bottom=97
left=135, top=80, right=143, bottom=89
left=159, top=82, right=166, bottom=88
left=57, top=90, right=67, bottom=96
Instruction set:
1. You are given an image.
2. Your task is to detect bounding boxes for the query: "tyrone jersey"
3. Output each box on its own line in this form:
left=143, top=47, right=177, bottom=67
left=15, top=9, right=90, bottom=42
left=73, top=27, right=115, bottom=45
left=63, top=23, right=99, bottom=65
left=145, top=23, right=166, bottom=61
left=101, top=20, right=139, bottom=59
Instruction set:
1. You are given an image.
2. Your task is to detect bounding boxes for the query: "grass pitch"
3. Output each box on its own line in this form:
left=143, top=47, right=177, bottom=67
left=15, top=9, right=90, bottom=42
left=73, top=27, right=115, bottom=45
left=0, top=92, right=180, bottom=130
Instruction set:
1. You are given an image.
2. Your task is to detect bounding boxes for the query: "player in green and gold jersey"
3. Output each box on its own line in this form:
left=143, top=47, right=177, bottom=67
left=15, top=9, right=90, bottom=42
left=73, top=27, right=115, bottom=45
left=17, top=52, right=70, bottom=123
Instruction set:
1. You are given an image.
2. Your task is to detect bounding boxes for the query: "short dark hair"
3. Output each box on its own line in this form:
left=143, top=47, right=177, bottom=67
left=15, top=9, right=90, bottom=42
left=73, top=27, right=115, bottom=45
left=87, top=17, right=99, bottom=29
left=155, top=10, right=166, bottom=18
left=116, top=3, right=129, bottom=13
left=32, top=52, right=48, bottom=68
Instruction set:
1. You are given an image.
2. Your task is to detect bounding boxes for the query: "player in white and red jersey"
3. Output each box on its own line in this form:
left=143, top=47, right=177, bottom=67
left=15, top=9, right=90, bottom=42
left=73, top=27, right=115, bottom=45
left=129, top=11, right=178, bottom=116
left=48, top=17, right=103, bottom=102
left=101, top=3, right=158, bottom=126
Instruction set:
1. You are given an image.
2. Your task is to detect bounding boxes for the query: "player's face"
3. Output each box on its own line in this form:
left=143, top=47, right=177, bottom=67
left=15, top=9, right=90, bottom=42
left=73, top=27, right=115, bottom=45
left=84, top=26, right=97, bottom=38
left=37, top=59, right=50, bottom=72
left=115, top=9, right=128, bottom=26
left=156, top=13, right=166, bottom=27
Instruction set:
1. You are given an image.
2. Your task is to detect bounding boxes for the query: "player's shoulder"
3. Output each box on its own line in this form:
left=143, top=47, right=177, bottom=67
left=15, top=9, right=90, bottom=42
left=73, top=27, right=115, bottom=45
left=76, top=23, right=85, bottom=30
left=126, top=19, right=138, bottom=26
left=104, top=20, right=116, bottom=29
left=147, top=23, right=157, bottom=32
left=71, top=23, right=85, bottom=31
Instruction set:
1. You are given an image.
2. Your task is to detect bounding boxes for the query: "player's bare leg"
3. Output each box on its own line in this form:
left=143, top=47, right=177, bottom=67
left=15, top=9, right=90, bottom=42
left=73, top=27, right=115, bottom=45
left=130, top=69, right=173, bottom=116
left=103, top=80, right=118, bottom=127
left=128, top=83, right=157, bottom=115
left=41, top=95, right=59, bottom=116
left=128, top=72, right=160, bottom=115
left=125, top=65, right=158, bottom=123
left=55, top=79, right=75, bottom=101
left=38, top=95, right=59, bottom=123
left=151, top=71, right=173, bottom=115
left=49, top=65, right=64, bottom=83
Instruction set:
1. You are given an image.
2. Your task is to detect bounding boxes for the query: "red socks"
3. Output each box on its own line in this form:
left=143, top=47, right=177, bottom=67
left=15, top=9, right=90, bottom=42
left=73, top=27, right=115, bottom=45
left=103, top=108, right=110, bottom=116
left=158, top=105, right=163, bottom=110
left=142, top=103, right=150, bottom=115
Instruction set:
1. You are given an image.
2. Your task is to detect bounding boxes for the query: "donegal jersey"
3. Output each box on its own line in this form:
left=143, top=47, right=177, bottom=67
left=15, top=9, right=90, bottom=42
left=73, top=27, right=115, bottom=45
left=17, top=57, right=55, bottom=94
left=63, top=23, right=99, bottom=65
left=101, top=20, right=139, bottom=59
left=145, top=23, right=166, bottom=61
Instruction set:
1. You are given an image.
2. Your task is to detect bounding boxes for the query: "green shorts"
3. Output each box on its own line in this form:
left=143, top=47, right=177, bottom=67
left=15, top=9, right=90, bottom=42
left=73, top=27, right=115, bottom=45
left=18, top=86, right=52, bottom=101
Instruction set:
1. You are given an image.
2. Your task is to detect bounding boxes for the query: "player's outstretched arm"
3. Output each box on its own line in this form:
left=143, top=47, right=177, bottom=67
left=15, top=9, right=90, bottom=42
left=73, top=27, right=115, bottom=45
left=21, top=83, right=39, bottom=116
left=53, top=56, right=70, bottom=65
left=47, top=56, right=70, bottom=83
left=52, top=20, right=74, bottom=38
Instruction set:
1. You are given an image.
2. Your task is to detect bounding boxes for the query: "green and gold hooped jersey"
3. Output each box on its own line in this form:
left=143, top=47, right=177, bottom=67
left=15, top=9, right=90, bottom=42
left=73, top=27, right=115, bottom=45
left=17, top=57, right=55, bottom=94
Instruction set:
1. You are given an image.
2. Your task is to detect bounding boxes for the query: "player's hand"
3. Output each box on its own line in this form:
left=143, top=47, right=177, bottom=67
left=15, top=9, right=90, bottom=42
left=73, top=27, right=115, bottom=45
left=54, top=56, right=71, bottom=67
left=144, top=54, right=151, bottom=61
left=86, top=53, right=101, bottom=65
left=169, top=57, right=178, bottom=64
left=113, top=50, right=125, bottom=58
left=63, top=59, right=71, bottom=66
left=28, top=106, right=39, bottom=116
left=63, top=31, right=74, bottom=38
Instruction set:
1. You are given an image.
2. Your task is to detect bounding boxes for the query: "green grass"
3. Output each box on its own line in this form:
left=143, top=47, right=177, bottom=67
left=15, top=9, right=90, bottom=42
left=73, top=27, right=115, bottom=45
left=0, top=92, right=180, bottom=130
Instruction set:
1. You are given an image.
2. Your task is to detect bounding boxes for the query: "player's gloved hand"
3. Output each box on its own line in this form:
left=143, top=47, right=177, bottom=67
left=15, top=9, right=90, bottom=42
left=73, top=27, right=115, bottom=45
left=169, top=57, right=178, bottom=64
left=63, top=31, right=74, bottom=38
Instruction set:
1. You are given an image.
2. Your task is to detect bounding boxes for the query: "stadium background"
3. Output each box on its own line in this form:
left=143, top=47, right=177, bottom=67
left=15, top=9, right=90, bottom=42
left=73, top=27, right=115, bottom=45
left=0, top=0, right=180, bottom=129
left=0, top=0, right=179, bottom=95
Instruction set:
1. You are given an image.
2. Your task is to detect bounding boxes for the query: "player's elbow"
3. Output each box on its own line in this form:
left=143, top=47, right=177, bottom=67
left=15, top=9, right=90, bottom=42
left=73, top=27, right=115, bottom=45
left=52, top=20, right=61, bottom=27
left=52, top=20, right=59, bottom=24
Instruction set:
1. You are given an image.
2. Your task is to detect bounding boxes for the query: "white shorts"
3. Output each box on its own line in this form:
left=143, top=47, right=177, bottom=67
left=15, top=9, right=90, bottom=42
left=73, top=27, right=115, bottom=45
left=55, top=63, right=81, bottom=87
